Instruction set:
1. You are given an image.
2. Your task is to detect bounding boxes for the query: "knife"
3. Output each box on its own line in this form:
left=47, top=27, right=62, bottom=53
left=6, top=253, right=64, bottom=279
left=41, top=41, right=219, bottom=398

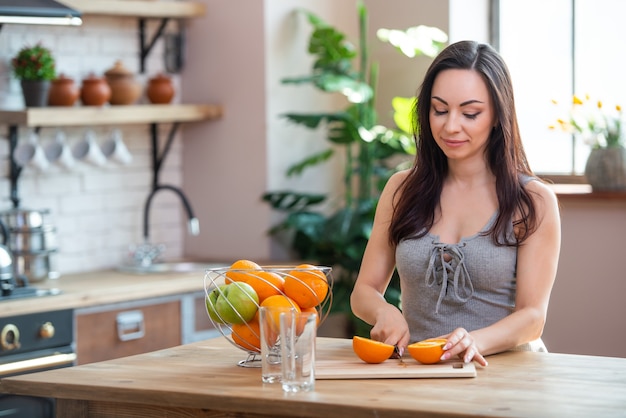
left=392, top=346, right=406, bottom=367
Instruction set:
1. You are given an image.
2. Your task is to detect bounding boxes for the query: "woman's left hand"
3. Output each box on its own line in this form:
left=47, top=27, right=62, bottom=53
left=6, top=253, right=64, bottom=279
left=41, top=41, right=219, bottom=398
left=439, top=328, right=488, bottom=366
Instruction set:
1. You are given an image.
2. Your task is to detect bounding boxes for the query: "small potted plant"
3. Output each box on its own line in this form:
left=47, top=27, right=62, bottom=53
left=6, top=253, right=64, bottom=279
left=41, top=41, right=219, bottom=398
left=11, top=43, right=57, bottom=107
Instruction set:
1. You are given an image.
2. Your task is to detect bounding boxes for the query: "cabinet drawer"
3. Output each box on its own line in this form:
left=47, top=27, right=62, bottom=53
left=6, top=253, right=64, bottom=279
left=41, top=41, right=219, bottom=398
left=76, top=300, right=181, bottom=365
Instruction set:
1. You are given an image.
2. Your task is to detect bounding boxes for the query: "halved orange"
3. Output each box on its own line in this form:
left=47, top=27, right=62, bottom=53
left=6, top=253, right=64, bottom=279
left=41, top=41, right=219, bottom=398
left=352, top=336, right=395, bottom=364
left=407, top=338, right=447, bottom=364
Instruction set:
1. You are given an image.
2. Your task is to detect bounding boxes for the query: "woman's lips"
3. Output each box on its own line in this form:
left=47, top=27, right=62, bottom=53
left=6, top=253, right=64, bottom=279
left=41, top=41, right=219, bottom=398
left=442, top=139, right=466, bottom=147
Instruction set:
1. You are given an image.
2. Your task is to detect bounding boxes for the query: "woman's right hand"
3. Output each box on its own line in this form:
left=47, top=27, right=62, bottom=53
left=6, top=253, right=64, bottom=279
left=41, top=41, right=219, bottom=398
left=368, top=305, right=411, bottom=354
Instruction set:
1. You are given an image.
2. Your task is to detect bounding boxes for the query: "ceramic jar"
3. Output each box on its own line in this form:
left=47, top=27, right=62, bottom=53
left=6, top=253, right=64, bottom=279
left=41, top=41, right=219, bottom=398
left=146, top=73, right=175, bottom=104
left=104, top=60, right=143, bottom=105
left=80, top=74, right=111, bottom=106
left=48, top=74, right=79, bottom=107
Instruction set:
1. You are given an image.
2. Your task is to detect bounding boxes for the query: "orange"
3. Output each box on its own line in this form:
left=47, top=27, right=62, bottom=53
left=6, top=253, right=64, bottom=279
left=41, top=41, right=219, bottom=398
left=283, top=264, right=329, bottom=309
left=407, top=338, right=447, bottom=364
left=260, top=294, right=301, bottom=311
left=246, top=271, right=285, bottom=303
left=352, top=336, right=395, bottom=364
left=231, top=318, right=261, bottom=353
left=225, top=259, right=261, bottom=284
left=301, top=306, right=320, bottom=327
left=260, top=294, right=301, bottom=333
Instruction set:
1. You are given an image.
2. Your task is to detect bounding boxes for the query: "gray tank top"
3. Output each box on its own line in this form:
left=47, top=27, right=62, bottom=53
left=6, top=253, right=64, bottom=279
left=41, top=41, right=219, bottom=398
left=395, top=178, right=546, bottom=351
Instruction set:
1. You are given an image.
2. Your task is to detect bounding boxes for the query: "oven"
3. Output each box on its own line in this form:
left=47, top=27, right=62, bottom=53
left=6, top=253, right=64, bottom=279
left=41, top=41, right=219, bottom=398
left=0, top=309, right=75, bottom=418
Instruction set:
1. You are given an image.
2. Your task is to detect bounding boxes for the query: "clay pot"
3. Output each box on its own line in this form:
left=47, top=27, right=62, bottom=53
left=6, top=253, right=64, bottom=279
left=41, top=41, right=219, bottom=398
left=48, top=74, right=79, bottom=107
left=80, top=74, right=111, bottom=106
left=104, top=61, right=143, bottom=105
left=146, top=73, right=175, bottom=104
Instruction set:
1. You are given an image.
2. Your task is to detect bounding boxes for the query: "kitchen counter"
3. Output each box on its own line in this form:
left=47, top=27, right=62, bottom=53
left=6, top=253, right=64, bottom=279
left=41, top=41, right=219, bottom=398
left=1, top=267, right=216, bottom=317
left=1, top=337, right=625, bottom=417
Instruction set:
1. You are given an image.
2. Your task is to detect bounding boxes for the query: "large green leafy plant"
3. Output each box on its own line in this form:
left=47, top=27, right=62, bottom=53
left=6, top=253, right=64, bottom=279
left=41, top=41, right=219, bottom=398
left=262, top=2, right=446, bottom=333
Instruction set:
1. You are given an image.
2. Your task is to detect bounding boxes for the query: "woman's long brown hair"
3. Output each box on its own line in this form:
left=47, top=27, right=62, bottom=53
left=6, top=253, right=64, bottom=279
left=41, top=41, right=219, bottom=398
left=389, top=40, right=538, bottom=247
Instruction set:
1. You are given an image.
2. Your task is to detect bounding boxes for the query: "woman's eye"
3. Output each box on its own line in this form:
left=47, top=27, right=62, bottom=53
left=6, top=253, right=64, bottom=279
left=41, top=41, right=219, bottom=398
left=433, top=109, right=447, bottom=116
left=464, top=113, right=479, bottom=120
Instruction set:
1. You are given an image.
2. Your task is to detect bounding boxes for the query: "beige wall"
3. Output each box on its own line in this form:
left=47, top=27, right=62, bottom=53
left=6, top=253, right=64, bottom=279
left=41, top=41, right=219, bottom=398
left=542, top=197, right=626, bottom=357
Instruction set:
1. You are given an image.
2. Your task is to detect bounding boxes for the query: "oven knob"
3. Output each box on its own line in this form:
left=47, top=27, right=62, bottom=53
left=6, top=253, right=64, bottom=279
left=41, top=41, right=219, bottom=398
left=40, top=322, right=55, bottom=339
left=1, top=324, right=21, bottom=351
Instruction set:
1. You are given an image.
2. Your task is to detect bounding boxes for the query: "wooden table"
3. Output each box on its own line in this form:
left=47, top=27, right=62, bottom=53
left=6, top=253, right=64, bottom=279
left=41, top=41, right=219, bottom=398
left=1, top=337, right=625, bottom=418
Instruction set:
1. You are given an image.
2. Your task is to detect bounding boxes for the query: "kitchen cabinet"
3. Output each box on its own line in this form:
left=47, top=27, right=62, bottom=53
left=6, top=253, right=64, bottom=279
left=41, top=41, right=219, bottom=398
left=75, top=291, right=219, bottom=365
left=75, top=296, right=181, bottom=365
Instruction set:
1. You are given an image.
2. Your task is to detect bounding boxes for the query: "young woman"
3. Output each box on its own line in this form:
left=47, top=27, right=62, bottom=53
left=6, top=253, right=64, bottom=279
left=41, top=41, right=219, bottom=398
left=350, top=40, right=561, bottom=366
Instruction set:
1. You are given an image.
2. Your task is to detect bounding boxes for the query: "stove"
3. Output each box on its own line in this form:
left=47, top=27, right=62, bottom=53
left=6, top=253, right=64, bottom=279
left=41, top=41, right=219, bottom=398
left=1, top=300, right=74, bottom=417
left=0, top=276, right=61, bottom=301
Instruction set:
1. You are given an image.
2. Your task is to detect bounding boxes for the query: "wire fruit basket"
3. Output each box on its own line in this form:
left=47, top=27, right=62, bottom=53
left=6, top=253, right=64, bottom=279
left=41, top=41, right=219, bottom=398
left=204, top=264, right=333, bottom=367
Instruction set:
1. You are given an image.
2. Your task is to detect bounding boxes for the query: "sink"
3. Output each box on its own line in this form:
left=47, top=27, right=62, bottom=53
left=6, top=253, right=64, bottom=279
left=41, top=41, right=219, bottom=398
left=118, top=261, right=229, bottom=274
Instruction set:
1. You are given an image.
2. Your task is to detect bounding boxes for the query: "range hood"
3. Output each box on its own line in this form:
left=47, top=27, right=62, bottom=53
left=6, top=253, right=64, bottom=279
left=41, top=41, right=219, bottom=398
left=0, top=0, right=82, bottom=26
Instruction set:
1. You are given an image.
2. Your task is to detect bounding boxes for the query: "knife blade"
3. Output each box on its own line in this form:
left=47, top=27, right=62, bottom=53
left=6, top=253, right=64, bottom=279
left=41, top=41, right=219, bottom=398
left=392, top=346, right=407, bottom=367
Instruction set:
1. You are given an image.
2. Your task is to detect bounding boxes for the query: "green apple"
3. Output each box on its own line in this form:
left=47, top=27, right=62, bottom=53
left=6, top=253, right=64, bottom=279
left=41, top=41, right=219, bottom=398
left=206, top=284, right=228, bottom=324
left=214, top=282, right=259, bottom=324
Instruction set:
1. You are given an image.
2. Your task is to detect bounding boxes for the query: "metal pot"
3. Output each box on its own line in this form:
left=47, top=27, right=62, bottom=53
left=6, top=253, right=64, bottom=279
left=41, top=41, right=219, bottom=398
left=13, top=250, right=59, bottom=283
left=0, top=219, right=14, bottom=281
left=8, top=225, right=57, bottom=252
left=0, top=208, right=49, bottom=231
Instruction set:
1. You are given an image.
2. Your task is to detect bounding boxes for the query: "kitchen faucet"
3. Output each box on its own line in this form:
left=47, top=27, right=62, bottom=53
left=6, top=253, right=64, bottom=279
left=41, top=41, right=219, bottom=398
left=129, top=123, right=200, bottom=267
left=130, top=185, right=200, bottom=267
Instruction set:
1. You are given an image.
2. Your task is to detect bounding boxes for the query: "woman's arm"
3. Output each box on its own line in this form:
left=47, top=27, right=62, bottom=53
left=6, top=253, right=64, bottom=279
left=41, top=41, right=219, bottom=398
left=350, top=171, right=412, bottom=350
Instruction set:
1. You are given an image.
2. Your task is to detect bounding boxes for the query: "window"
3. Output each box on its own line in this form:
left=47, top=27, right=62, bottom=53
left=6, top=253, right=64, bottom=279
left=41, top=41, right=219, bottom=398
left=494, top=0, right=626, bottom=175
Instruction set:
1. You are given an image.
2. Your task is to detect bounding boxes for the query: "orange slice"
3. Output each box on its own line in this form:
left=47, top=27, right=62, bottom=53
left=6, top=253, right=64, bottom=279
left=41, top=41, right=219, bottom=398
left=407, top=338, right=447, bottom=364
left=352, top=336, right=395, bottom=364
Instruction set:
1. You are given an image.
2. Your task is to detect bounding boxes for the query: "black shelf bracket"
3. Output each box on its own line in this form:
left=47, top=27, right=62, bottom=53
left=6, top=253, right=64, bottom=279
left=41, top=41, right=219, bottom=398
left=7, top=125, right=23, bottom=208
left=138, top=17, right=169, bottom=73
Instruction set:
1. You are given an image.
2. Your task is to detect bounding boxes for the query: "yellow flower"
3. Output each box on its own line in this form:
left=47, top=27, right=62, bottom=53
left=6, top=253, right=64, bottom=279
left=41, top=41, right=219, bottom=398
left=550, top=94, right=624, bottom=149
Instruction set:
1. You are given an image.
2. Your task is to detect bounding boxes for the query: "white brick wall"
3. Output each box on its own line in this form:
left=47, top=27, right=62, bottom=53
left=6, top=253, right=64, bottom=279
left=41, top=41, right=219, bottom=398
left=0, top=17, right=188, bottom=275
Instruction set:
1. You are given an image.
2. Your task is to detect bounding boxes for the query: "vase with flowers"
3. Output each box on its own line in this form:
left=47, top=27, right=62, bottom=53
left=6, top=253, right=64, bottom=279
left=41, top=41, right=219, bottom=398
left=550, top=94, right=626, bottom=191
left=11, top=43, right=57, bottom=107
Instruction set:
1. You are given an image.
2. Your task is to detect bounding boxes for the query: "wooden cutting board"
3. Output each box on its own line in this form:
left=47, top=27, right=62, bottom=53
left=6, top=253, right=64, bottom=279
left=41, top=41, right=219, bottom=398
left=315, top=359, right=476, bottom=379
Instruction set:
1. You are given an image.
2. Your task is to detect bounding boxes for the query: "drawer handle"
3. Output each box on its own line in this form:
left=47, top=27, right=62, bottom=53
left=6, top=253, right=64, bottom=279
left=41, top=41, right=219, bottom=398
left=116, top=310, right=145, bottom=342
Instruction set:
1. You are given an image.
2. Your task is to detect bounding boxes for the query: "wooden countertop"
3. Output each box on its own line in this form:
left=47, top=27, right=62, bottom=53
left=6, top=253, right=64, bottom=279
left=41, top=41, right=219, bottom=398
left=2, top=337, right=625, bottom=418
left=1, top=268, right=212, bottom=317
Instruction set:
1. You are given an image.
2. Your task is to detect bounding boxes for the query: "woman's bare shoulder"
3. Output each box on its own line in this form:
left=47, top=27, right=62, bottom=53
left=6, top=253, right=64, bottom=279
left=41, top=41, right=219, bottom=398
left=386, top=169, right=411, bottom=190
left=525, top=177, right=560, bottom=215
left=379, top=169, right=412, bottom=206
left=526, top=177, right=558, bottom=202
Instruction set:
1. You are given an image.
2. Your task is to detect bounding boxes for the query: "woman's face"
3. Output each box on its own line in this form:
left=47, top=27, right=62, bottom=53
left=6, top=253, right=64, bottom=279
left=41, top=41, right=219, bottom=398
left=429, top=69, right=496, bottom=163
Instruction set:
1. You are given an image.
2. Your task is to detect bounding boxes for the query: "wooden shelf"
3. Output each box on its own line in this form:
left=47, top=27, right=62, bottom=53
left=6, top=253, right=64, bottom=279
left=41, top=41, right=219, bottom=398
left=0, top=104, right=223, bottom=128
left=58, top=0, right=206, bottom=18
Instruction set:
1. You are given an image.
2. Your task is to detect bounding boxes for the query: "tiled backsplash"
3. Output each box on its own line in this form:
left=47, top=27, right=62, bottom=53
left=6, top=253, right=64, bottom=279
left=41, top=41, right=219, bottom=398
left=0, top=16, right=188, bottom=275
